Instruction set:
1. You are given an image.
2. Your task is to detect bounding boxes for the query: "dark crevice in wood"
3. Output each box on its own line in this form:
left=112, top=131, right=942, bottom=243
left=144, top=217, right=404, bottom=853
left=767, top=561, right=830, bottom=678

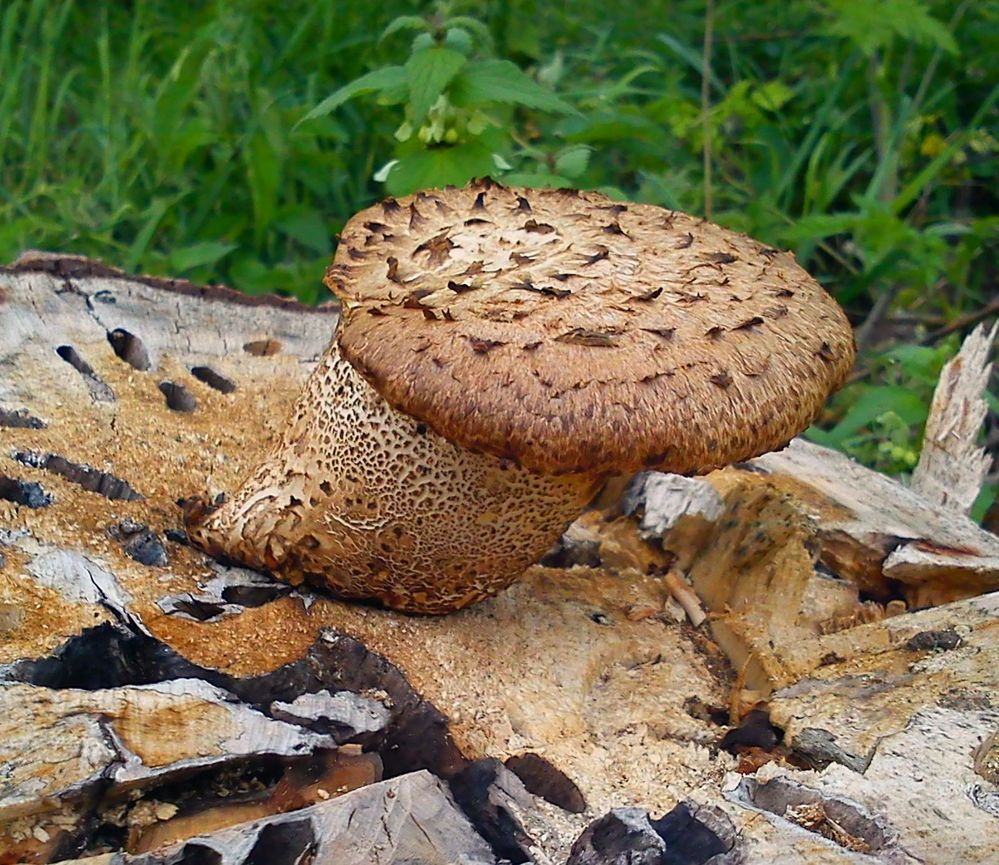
left=107, top=327, right=151, bottom=370
left=13, top=450, right=143, bottom=500
left=159, top=381, right=197, bottom=412
left=449, top=760, right=534, bottom=864
left=55, top=344, right=115, bottom=402
left=0, top=407, right=46, bottom=429
left=244, top=819, right=316, bottom=865
left=0, top=475, right=53, bottom=508
left=650, top=803, right=734, bottom=863
left=169, top=844, right=224, bottom=865
left=191, top=365, right=237, bottom=393
left=504, top=753, right=586, bottom=813
left=220, top=584, right=290, bottom=606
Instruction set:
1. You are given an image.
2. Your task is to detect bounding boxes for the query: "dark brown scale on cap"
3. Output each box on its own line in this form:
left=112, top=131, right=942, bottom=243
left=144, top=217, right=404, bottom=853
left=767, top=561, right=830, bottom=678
left=328, top=178, right=855, bottom=476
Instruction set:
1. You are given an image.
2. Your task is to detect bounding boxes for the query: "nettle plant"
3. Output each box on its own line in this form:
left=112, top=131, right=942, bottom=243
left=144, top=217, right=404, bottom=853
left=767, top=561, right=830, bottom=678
left=299, top=12, right=588, bottom=195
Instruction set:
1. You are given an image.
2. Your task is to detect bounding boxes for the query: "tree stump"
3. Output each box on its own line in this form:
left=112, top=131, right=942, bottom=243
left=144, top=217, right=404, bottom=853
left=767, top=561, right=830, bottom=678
left=1, top=255, right=996, bottom=864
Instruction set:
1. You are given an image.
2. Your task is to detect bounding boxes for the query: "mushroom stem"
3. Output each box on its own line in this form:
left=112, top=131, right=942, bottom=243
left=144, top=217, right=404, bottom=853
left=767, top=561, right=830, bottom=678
left=186, top=342, right=599, bottom=613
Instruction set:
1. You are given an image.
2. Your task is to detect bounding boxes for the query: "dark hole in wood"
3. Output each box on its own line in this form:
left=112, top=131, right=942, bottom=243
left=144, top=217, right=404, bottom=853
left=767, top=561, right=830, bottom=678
left=13, top=450, right=143, bottom=501
left=160, top=381, right=197, bottom=412
left=221, top=584, right=292, bottom=607
left=191, top=365, right=237, bottom=394
left=245, top=819, right=316, bottom=865
left=106, top=328, right=151, bottom=370
left=651, top=802, right=733, bottom=864
left=169, top=598, right=229, bottom=621
left=56, top=344, right=94, bottom=374
left=0, top=622, right=201, bottom=690
left=55, top=345, right=115, bottom=402
left=170, top=844, right=224, bottom=865
left=449, top=759, right=533, bottom=863
left=0, top=407, right=46, bottom=429
left=0, top=475, right=52, bottom=508
left=243, top=338, right=282, bottom=356
left=505, top=753, right=586, bottom=813
left=720, top=708, right=781, bottom=753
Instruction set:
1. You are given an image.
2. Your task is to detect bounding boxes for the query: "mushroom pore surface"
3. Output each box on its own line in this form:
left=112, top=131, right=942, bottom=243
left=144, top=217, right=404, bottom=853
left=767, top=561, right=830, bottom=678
left=186, top=342, right=598, bottom=614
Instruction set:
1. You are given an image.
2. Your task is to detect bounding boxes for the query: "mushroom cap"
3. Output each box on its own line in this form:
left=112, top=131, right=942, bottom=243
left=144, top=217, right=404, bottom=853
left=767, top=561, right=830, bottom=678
left=326, top=179, right=855, bottom=476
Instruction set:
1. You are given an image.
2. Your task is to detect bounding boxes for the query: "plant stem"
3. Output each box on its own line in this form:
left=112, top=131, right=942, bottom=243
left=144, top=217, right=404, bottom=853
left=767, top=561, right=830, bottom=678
left=701, top=0, right=715, bottom=218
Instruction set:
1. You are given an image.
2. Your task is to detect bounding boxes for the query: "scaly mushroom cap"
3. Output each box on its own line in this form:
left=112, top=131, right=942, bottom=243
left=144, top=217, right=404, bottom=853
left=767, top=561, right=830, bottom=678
left=326, top=179, right=855, bottom=476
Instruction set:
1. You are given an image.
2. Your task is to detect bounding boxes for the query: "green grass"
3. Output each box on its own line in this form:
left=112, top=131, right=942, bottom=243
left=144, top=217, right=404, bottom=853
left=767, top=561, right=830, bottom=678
left=1, top=0, right=997, bottom=510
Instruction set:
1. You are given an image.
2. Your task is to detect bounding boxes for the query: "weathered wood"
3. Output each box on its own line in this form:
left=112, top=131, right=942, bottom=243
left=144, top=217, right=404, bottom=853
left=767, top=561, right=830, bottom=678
left=0, top=259, right=729, bottom=860
left=911, top=322, right=997, bottom=513
left=754, top=438, right=999, bottom=606
left=3, top=256, right=998, bottom=865
left=38, top=772, right=498, bottom=865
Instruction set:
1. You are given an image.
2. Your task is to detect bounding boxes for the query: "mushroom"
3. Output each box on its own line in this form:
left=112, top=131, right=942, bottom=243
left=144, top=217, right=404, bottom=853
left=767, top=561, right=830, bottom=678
left=185, top=179, right=855, bottom=614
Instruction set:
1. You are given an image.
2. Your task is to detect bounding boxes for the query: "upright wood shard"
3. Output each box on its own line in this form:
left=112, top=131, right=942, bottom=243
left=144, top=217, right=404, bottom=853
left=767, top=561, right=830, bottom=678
left=911, top=322, right=997, bottom=514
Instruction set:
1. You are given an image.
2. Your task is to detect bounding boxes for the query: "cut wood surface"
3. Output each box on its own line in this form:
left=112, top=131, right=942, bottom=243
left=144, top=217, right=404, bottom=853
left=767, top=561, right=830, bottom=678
left=1, top=257, right=997, bottom=864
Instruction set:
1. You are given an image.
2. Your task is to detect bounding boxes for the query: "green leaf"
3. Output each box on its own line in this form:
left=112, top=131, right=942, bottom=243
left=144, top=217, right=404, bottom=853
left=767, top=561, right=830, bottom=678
left=752, top=80, right=794, bottom=112
left=244, top=132, right=282, bottom=247
left=450, top=60, right=578, bottom=115
left=296, top=66, right=407, bottom=126
left=780, top=212, right=860, bottom=242
left=378, top=15, right=429, bottom=45
left=274, top=207, right=330, bottom=255
left=169, top=241, right=237, bottom=273
left=827, top=385, right=928, bottom=440
left=823, top=0, right=958, bottom=56
left=892, top=81, right=999, bottom=214
left=445, top=16, right=494, bottom=48
left=383, top=143, right=495, bottom=196
left=405, top=47, right=467, bottom=123
left=124, top=197, right=171, bottom=272
left=657, top=32, right=722, bottom=93
left=444, top=27, right=473, bottom=56
left=554, top=145, right=591, bottom=179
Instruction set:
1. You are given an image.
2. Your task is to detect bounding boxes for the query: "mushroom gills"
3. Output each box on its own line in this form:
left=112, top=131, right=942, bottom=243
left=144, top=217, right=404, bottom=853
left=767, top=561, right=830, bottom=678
left=186, top=343, right=598, bottom=614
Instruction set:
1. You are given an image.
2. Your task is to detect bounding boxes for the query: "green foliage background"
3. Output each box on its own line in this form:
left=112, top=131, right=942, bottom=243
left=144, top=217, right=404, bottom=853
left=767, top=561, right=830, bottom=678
left=2, top=0, right=996, bottom=513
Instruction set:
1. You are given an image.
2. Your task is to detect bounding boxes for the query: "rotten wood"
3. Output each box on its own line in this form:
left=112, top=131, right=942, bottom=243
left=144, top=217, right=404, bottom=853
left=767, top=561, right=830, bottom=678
left=2, top=256, right=998, bottom=864
left=910, top=322, right=997, bottom=514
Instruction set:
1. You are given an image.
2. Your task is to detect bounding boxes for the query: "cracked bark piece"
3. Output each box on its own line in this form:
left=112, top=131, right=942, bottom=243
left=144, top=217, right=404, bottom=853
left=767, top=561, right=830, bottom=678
left=0, top=678, right=335, bottom=820
left=269, top=690, right=390, bottom=741
left=566, top=803, right=736, bottom=865
left=754, top=438, right=999, bottom=607
left=150, top=772, right=496, bottom=865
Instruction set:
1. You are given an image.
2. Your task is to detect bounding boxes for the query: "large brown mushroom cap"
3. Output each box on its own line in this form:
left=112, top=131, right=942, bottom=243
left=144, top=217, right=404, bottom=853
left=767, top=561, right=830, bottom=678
left=326, top=179, right=855, bottom=476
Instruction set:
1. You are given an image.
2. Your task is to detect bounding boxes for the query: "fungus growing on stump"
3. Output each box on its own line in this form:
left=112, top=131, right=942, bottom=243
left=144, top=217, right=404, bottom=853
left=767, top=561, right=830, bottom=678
left=185, top=179, right=855, bottom=614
